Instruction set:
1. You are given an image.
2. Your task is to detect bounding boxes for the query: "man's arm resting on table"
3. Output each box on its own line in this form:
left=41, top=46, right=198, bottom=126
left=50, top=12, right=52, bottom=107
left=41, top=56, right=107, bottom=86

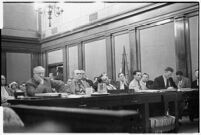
left=50, top=80, right=66, bottom=93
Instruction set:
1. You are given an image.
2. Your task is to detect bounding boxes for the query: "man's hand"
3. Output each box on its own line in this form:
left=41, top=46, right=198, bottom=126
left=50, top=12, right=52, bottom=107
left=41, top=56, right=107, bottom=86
left=34, top=74, right=44, bottom=85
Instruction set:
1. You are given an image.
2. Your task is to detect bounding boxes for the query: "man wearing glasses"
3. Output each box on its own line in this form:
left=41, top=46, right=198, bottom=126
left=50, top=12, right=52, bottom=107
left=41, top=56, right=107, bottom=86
left=68, top=70, right=90, bottom=95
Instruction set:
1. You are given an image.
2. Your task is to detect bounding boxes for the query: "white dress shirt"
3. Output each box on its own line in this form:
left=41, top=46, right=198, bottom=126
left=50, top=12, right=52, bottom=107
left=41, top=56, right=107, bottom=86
left=120, top=81, right=125, bottom=90
left=140, top=80, right=148, bottom=90
left=129, top=79, right=141, bottom=92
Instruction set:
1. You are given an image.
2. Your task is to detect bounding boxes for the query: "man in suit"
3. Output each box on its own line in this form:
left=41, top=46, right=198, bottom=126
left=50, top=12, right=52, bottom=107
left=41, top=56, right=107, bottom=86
left=1, top=75, right=14, bottom=105
left=191, top=69, right=199, bottom=89
left=174, top=71, right=191, bottom=123
left=129, top=70, right=142, bottom=92
left=116, top=72, right=129, bottom=90
left=140, top=73, right=153, bottom=90
left=189, top=69, right=199, bottom=122
left=26, top=66, right=66, bottom=96
left=175, top=71, right=191, bottom=89
left=152, top=67, right=177, bottom=90
left=69, top=70, right=90, bottom=94
left=80, top=70, right=94, bottom=87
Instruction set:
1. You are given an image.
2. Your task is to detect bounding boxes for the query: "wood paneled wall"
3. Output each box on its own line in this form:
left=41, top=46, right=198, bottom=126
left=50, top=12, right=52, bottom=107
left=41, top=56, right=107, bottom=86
left=1, top=36, right=41, bottom=78
left=3, top=3, right=197, bottom=82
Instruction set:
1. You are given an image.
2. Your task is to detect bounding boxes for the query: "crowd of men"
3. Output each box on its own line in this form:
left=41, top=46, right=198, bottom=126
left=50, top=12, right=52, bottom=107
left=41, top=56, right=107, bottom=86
left=1, top=66, right=199, bottom=102
left=1, top=66, right=199, bottom=130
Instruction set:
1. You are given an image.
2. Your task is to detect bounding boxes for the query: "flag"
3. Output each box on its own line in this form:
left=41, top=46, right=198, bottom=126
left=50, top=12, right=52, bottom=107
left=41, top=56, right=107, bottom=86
left=121, top=46, right=129, bottom=83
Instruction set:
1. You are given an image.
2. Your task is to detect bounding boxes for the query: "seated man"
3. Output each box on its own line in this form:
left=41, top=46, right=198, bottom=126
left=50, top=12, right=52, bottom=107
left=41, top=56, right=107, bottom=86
left=189, top=69, right=199, bottom=122
left=69, top=70, right=90, bottom=94
left=129, top=70, right=142, bottom=92
left=140, top=73, right=153, bottom=90
left=116, top=72, right=129, bottom=90
left=191, top=69, right=199, bottom=89
left=93, top=73, right=116, bottom=91
left=80, top=70, right=94, bottom=87
left=175, top=71, right=191, bottom=89
left=65, top=78, right=72, bottom=91
left=26, top=66, right=66, bottom=96
left=19, top=82, right=27, bottom=96
left=174, top=71, right=190, bottom=122
left=151, top=67, right=177, bottom=90
left=1, top=75, right=14, bottom=105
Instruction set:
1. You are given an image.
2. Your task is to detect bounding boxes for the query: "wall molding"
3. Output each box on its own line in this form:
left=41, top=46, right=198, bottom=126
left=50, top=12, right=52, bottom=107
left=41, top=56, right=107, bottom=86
left=40, top=3, right=198, bottom=52
left=1, top=35, right=41, bottom=53
left=41, top=3, right=167, bottom=43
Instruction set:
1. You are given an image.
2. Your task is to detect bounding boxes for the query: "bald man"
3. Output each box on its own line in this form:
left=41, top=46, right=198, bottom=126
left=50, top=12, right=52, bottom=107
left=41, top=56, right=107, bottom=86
left=26, top=66, right=66, bottom=96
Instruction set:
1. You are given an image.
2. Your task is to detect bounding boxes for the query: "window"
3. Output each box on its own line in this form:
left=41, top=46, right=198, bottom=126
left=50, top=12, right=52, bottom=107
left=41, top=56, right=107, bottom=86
left=47, top=49, right=63, bottom=64
left=47, top=49, right=63, bottom=80
left=84, top=39, right=107, bottom=80
left=139, top=22, right=176, bottom=80
left=114, top=33, right=130, bottom=80
left=189, top=16, right=198, bottom=80
left=68, top=45, right=78, bottom=78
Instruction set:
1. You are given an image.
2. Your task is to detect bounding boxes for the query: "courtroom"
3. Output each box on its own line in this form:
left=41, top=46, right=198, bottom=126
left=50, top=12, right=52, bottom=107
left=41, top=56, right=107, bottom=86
left=1, top=1, right=199, bottom=133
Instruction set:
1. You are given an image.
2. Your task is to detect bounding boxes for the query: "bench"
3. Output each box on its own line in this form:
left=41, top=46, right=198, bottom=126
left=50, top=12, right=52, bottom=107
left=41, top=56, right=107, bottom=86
left=8, top=104, right=139, bottom=133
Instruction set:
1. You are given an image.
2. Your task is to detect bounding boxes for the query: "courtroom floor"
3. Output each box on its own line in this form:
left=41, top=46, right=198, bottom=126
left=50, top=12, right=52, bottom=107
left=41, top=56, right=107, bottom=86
left=178, top=116, right=199, bottom=133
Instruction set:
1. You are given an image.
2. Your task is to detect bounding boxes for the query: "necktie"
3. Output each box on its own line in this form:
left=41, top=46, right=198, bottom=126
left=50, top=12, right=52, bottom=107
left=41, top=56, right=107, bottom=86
left=138, top=81, right=142, bottom=90
left=166, top=79, right=169, bottom=88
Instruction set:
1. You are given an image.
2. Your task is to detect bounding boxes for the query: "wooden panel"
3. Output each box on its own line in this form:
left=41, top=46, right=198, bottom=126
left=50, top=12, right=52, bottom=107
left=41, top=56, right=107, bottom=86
left=184, top=17, right=192, bottom=80
left=63, top=47, right=67, bottom=82
left=6, top=52, right=31, bottom=84
left=1, top=51, right=6, bottom=76
left=189, top=16, right=199, bottom=80
left=31, top=53, right=40, bottom=77
left=136, top=29, right=141, bottom=70
left=129, top=29, right=138, bottom=80
left=78, top=42, right=83, bottom=70
left=82, top=42, right=86, bottom=71
left=106, top=35, right=113, bottom=80
left=41, top=52, right=48, bottom=76
left=174, top=17, right=188, bottom=76
left=1, top=36, right=40, bottom=53
left=68, top=45, right=78, bottom=78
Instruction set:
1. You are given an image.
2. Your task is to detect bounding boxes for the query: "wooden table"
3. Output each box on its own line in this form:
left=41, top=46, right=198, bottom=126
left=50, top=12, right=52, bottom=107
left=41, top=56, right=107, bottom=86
left=8, top=91, right=179, bottom=133
left=8, top=105, right=139, bottom=133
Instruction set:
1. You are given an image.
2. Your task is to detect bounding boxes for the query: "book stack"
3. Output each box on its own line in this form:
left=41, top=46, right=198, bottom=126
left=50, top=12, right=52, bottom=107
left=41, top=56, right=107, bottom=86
left=149, top=115, right=175, bottom=133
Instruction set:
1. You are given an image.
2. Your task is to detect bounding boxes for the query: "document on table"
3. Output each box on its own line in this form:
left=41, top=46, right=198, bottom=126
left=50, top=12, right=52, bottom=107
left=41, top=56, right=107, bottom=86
left=35, top=93, right=61, bottom=97
left=178, top=88, right=198, bottom=92
left=138, top=90, right=161, bottom=93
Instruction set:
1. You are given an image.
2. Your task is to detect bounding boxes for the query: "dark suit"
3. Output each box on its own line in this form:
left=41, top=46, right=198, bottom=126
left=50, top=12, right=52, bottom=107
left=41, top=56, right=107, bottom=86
left=82, top=78, right=94, bottom=87
left=152, top=75, right=177, bottom=89
left=191, top=80, right=199, bottom=89
left=26, top=77, right=66, bottom=96
left=115, top=81, right=129, bottom=90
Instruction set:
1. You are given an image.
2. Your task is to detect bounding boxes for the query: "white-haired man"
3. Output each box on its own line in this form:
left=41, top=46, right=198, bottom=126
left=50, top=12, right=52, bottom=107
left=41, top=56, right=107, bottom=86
left=68, top=70, right=90, bottom=94
left=26, top=66, right=66, bottom=96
